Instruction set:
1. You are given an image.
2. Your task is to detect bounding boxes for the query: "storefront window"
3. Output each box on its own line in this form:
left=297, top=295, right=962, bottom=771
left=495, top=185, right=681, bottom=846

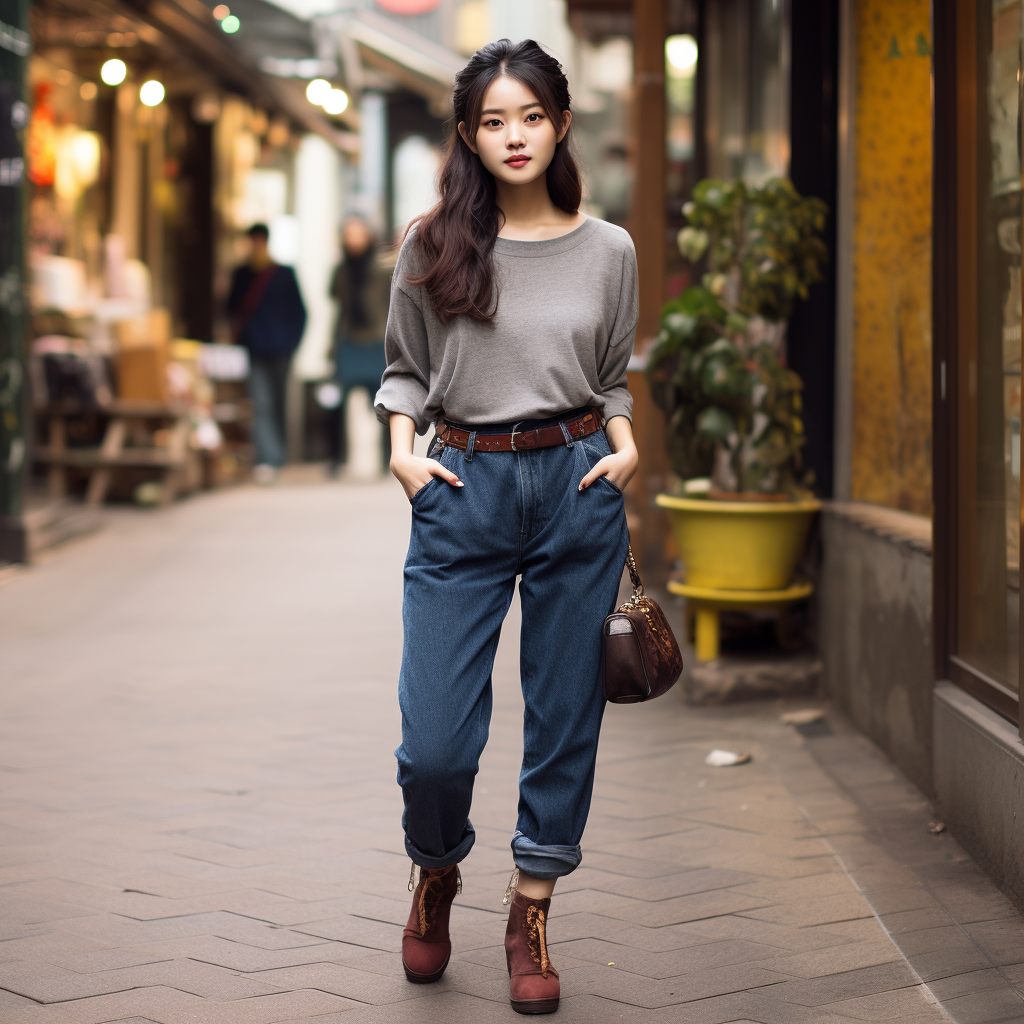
left=703, top=0, right=789, bottom=185
left=957, top=0, right=1022, bottom=698
left=572, top=35, right=633, bottom=231
left=664, top=10, right=698, bottom=297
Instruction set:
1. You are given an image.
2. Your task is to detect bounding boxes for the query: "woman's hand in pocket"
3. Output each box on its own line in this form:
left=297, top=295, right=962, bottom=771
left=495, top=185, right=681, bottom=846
left=579, top=446, right=638, bottom=492
left=580, top=416, right=639, bottom=492
left=390, top=450, right=463, bottom=501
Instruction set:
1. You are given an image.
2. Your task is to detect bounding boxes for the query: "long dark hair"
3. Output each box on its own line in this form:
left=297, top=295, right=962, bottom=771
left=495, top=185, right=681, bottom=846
left=408, top=39, right=582, bottom=324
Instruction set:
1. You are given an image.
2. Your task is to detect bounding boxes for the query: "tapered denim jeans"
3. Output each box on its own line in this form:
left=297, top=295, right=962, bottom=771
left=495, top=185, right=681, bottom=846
left=396, top=420, right=629, bottom=880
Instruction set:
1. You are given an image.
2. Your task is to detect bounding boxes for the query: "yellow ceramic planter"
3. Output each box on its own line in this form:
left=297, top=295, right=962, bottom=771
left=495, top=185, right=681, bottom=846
left=655, top=495, right=821, bottom=590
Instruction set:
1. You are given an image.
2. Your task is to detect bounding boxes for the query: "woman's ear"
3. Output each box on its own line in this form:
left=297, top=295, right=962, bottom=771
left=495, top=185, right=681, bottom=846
left=457, top=121, right=478, bottom=155
left=556, top=109, right=572, bottom=144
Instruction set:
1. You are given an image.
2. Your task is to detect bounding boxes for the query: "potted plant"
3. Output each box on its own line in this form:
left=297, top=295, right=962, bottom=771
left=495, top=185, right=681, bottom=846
left=647, top=177, right=828, bottom=591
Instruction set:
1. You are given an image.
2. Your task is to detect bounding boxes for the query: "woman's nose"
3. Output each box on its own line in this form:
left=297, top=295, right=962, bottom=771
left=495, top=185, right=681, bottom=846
left=506, top=125, right=524, bottom=148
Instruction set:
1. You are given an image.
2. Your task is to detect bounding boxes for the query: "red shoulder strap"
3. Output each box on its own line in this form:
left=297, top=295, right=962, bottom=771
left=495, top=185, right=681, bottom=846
left=232, top=263, right=278, bottom=341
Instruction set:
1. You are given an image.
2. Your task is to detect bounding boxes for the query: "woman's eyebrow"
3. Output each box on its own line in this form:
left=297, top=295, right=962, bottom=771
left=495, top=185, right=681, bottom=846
left=480, top=102, right=544, bottom=115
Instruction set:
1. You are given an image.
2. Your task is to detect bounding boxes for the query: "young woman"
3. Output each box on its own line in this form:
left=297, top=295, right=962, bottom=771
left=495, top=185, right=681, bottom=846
left=374, top=38, right=639, bottom=1015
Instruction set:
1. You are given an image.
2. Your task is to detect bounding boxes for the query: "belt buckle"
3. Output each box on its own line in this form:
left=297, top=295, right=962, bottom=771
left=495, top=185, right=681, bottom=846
left=510, top=421, right=522, bottom=451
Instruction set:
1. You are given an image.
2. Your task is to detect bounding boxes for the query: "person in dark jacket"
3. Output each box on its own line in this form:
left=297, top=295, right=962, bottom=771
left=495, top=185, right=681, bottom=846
left=327, top=215, right=392, bottom=475
left=228, top=223, right=307, bottom=483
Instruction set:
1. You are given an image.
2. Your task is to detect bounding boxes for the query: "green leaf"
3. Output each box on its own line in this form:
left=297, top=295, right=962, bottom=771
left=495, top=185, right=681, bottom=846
left=677, top=227, right=709, bottom=261
left=663, top=310, right=698, bottom=339
left=704, top=273, right=727, bottom=296
left=725, top=312, right=750, bottom=334
left=696, top=406, right=736, bottom=442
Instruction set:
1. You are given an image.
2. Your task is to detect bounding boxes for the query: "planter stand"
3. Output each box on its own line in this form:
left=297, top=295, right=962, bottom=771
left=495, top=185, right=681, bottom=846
left=668, top=579, right=814, bottom=661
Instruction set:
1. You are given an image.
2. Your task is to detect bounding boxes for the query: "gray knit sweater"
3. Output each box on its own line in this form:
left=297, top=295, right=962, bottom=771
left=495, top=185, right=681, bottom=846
left=374, top=216, right=638, bottom=433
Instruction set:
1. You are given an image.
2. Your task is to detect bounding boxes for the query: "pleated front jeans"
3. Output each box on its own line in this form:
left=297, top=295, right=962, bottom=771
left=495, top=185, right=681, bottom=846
left=396, top=420, right=629, bottom=880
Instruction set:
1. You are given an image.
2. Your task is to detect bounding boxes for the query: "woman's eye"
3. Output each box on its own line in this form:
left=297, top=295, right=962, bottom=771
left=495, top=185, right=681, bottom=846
left=526, top=113, right=542, bottom=122
left=484, top=119, right=501, bottom=127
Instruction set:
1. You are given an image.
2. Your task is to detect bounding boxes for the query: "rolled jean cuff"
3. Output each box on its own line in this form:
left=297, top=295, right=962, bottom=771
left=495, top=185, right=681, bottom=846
left=405, top=821, right=475, bottom=870
left=511, top=831, right=582, bottom=880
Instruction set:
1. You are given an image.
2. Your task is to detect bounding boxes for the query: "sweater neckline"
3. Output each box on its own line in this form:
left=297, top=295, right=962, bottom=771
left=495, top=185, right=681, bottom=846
left=492, top=215, right=600, bottom=257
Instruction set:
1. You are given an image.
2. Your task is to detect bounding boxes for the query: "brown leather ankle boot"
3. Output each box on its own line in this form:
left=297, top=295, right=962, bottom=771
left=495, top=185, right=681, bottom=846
left=505, top=889, right=560, bottom=1014
left=402, top=864, right=460, bottom=983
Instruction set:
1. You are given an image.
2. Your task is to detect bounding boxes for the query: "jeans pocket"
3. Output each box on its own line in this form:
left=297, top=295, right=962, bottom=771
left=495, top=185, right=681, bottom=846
left=409, top=477, right=439, bottom=508
left=581, top=429, right=612, bottom=461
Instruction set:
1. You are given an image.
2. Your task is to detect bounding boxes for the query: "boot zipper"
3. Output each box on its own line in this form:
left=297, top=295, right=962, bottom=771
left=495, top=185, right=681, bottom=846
left=503, top=866, right=520, bottom=906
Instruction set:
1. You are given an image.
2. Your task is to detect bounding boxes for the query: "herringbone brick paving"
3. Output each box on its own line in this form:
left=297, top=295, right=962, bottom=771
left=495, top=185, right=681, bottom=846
left=2, top=474, right=1023, bottom=1023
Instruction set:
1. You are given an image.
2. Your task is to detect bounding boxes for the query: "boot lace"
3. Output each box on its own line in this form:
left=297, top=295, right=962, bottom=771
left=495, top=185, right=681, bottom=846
left=408, top=864, right=461, bottom=938
left=525, top=903, right=556, bottom=979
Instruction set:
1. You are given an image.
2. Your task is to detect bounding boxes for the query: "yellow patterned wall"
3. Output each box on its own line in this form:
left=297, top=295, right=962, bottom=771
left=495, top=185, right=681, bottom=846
left=851, top=0, right=933, bottom=514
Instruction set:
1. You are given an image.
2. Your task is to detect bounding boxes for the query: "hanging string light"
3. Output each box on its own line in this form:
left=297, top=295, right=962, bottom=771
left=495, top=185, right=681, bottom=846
left=100, top=59, right=127, bottom=86
left=139, top=80, right=165, bottom=106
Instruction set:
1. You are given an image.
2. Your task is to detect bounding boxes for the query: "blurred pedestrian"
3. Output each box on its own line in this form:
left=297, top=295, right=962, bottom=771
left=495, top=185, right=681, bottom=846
left=228, top=223, right=306, bottom=485
left=327, top=215, right=392, bottom=476
left=375, top=39, right=639, bottom=1014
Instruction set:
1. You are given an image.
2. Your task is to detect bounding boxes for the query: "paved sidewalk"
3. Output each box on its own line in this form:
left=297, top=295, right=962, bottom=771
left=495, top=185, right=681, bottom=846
left=2, top=476, right=1024, bottom=1023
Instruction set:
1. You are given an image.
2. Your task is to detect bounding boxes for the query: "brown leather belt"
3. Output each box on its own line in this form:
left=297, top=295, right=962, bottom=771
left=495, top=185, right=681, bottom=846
left=437, top=408, right=602, bottom=453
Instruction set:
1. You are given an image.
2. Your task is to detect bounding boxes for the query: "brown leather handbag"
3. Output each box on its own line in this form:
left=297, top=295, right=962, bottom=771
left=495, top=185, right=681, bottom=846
left=603, top=547, right=683, bottom=703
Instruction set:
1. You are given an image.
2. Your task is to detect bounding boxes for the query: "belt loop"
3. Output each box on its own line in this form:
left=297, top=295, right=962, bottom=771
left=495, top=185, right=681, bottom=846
left=465, top=430, right=477, bottom=462
left=559, top=421, right=575, bottom=448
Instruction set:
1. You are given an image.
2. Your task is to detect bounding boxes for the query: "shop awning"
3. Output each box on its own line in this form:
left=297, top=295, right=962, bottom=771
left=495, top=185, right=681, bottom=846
left=342, top=10, right=463, bottom=109
left=120, top=0, right=357, bottom=149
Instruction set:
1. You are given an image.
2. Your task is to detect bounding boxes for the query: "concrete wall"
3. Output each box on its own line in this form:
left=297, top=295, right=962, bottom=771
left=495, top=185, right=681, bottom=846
left=934, top=683, right=1024, bottom=910
left=820, top=503, right=1024, bottom=907
left=818, top=502, right=934, bottom=793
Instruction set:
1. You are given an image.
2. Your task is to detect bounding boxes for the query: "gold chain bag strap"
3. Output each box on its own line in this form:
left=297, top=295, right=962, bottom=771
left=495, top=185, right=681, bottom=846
left=602, top=546, right=683, bottom=703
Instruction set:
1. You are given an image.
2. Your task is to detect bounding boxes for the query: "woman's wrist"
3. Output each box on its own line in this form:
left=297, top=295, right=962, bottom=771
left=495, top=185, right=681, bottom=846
left=603, top=415, right=636, bottom=454
left=388, top=413, right=418, bottom=462
left=390, top=449, right=417, bottom=469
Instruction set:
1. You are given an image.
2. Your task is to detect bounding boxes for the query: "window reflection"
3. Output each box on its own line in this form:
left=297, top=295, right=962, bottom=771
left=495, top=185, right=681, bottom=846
left=664, top=6, right=699, bottom=299
left=958, top=0, right=1022, bottom=694
left=573, top=35, right=633, bottom=231
left=703, top=0, right=789, bottom=184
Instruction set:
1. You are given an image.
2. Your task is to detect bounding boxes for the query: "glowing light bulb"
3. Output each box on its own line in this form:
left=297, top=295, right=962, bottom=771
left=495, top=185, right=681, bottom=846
left=212, top=4, right=230, bottom=18
left=323, top=88, right=348, bottom=115
left=665, top=35, right=698, bottom=74
left=100, top=59, right=127, bottom=86
left=139, top=79, right=165, bottom=106
left=305, top=78, right=331, bottom=105
left=221, top=14, right=240, bottom=32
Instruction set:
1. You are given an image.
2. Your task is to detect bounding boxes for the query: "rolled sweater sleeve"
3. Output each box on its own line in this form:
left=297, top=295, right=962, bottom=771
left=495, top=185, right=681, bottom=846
left=374, top=278, right=432, bottom=433
left=599, top=240, right=639, bottom=423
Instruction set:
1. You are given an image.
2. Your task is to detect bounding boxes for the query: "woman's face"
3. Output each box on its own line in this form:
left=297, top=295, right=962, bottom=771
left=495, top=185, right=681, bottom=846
left=458, top=75, right=570, bottom=189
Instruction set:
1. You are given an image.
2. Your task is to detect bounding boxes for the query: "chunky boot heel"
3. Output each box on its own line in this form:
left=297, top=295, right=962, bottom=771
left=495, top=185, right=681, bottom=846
left=402, top=864, right=460, bottom=983
left=505, top=887, right=560, bottom=1014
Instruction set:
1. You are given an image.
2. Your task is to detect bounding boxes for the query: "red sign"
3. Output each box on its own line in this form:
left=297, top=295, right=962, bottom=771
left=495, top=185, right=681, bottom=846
left=28, top=84, right=56, bottom=187
left=375, top=0, right=441, bottom=13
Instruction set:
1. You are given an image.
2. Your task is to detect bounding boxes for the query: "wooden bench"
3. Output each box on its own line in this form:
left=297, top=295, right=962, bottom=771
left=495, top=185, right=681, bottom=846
left=35, top=400, right=191, bottom=506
